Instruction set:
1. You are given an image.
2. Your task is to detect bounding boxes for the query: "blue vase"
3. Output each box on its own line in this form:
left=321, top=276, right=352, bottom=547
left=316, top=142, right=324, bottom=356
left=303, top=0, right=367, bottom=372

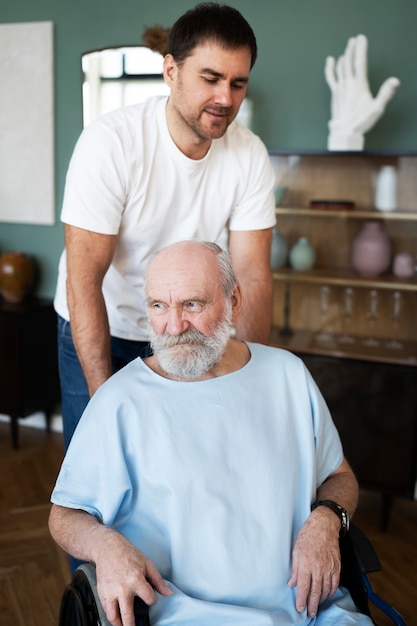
left=270, top=228, right=288, bottom=268
left=289, top=237, right=316, bottom=271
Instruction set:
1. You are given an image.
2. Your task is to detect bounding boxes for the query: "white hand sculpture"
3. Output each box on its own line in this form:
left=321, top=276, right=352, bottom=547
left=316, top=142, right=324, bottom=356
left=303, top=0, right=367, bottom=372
left=325, top=34, right=400, bottom=151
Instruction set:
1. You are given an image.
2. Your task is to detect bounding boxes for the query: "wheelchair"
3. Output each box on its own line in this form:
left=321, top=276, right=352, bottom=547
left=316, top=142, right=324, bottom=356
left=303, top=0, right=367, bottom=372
left=58, top=524, right=406, bottom=626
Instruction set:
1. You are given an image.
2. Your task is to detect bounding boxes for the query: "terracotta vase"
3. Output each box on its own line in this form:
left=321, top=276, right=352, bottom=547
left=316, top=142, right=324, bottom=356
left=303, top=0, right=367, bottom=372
left=0, top=252, right=34, bottom=303
left=351, top=221, right=391, bottom=278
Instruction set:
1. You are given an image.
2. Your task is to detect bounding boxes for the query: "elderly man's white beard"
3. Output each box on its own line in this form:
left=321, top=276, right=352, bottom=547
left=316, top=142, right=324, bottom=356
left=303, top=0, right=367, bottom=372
left=149, top=307, right=233, bottom=379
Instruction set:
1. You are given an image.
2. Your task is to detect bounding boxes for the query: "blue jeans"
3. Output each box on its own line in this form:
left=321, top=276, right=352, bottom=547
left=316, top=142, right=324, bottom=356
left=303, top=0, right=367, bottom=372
left=57, top=315, right=152, bottom=450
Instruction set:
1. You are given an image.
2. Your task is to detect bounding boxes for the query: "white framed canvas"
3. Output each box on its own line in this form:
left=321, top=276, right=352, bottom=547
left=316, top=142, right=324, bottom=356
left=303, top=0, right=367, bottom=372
left=0, top=21, right=54, bottom=224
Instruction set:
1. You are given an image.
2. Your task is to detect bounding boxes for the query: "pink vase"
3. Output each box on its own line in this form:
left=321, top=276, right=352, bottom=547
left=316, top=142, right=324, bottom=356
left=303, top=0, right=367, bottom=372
left=351, top=221, right=391, bottom=278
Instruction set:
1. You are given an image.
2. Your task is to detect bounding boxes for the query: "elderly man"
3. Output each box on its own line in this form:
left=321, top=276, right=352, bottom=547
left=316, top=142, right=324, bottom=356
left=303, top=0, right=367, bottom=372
left=49, top=240, right=371, bottom=626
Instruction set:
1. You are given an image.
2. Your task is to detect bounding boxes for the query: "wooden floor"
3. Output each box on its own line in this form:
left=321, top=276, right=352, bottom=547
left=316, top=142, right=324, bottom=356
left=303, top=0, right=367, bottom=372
left=0, top=421, right=416, bottom=626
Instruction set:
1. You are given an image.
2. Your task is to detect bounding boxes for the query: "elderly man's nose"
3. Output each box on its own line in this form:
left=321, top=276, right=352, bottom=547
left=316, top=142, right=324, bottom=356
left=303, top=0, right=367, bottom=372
left=165, top=308, right=189, bottom=335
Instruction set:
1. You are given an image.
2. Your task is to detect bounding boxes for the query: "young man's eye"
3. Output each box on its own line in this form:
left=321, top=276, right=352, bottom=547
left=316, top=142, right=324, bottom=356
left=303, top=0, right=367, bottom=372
left=231, top=82, right=246, bottom=90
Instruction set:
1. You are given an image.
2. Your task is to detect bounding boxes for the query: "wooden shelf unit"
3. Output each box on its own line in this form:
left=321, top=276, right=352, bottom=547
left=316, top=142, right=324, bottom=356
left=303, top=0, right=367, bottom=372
left=269, top=152, right=417, bottom=365
left=270, top=327, right=417, bottom=368
left=272, top=267, right=417, bottom=292
left=275, top=207, right=417, bottom=221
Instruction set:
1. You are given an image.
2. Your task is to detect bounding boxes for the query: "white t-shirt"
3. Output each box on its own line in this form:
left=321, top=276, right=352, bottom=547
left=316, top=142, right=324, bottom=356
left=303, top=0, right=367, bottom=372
left=51, top=343, right=370, bottom=625
left=54, top=96, right=276, bottom=340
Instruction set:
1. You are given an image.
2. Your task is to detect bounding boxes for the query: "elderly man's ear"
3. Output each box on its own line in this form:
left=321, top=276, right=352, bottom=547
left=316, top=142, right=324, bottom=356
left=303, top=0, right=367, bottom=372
left=231, top=285, right=243, bottom=325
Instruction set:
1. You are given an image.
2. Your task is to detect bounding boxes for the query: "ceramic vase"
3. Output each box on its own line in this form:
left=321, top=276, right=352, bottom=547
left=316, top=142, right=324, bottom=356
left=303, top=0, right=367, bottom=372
left=0, top=252, right=34, bottom=303
left=289, top=237, right=316, bottom=271
left=351, top=221, right=391, bottom=278
left=392, top=252, right=414, bottom=278
left=270, top=228, right=288, bottom=268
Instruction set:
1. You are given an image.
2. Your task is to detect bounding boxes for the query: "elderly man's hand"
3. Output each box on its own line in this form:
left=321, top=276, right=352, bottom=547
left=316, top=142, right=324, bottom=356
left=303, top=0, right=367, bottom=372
left=93, top=530, right=172, bottom=626
left=325, top=34, right=400, bottom=150
left=287, top=507, right=341, bottom=617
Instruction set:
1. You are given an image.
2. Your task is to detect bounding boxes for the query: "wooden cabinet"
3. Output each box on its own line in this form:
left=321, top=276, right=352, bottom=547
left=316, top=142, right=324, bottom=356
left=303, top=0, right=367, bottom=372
left=298, top=353, right=417, bottom=529
left=268, top=152, right=417, bottom=523
left=0, top=298, right=60, bottom=448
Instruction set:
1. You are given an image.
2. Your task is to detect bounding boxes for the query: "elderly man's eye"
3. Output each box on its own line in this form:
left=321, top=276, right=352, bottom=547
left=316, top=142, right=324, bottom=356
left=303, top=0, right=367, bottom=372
left=151, top=302, right=165, bottom=312
left=185, top=301, right=203, bottom=311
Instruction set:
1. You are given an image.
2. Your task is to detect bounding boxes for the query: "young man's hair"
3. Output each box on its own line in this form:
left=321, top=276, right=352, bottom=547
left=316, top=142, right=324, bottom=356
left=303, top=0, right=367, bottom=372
left=168, top=3, right=257, bottom=69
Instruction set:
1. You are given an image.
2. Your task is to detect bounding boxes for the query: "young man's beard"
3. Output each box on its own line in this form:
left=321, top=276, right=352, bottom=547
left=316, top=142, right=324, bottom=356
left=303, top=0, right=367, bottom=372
left=149, top=305, right=233, bottom=379
left=170, top=72, right=235, bottom=141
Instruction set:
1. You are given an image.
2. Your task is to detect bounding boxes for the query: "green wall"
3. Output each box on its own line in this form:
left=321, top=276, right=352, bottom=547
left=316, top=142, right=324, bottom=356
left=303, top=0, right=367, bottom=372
left=1, top=0, right=416, bottom=297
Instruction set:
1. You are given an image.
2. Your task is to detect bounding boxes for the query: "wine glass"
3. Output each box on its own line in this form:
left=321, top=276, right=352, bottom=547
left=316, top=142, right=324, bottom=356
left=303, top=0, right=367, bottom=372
left=386, top=291, right=403, bottom=350
left=316, top=285, right=333, bottom=343
left=279, top=281, right=293, bottom=337
left=339, top=287, right=355, bottom=344
left=363, top=289, right=380, bottom=347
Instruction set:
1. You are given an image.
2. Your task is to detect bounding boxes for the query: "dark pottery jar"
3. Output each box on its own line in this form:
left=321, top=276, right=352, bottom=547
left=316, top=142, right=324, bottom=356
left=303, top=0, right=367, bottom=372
left=0, top=252, right=34, bottom=303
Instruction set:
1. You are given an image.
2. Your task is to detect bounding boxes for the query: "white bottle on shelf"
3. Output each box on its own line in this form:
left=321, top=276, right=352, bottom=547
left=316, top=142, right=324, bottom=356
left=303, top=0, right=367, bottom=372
left=374, top=165, right=397, bottom=212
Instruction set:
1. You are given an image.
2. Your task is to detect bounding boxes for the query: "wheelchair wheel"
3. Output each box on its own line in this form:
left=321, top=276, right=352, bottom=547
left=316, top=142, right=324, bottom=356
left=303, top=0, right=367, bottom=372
left=59, top=563, right=151, bottom=626
left=59, top=564, right=108, bottom=626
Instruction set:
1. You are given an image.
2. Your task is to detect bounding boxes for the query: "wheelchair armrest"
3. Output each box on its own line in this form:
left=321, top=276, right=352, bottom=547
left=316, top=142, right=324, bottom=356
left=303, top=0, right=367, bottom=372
left=343, top=523, right=382, bottom=574
left=340, top=524, right=407, bottom=626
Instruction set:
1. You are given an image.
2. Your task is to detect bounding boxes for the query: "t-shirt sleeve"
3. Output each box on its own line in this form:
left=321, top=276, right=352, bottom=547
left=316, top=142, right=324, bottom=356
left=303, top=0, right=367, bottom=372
left=50, top=388, right=134, bottom=526
left=60, top=121, right=128, bottom=234
left=228, top=132, right=276, bottom=232
left=305, top=366, right=344, bottom=487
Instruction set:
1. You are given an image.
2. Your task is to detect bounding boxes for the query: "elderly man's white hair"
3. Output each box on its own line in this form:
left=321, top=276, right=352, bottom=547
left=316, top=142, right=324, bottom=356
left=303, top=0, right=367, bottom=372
left=145, top=240, right=239, bottom=298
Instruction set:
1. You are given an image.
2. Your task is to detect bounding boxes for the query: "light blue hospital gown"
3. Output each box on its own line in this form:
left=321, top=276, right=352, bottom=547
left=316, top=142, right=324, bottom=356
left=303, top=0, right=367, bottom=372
left=51, top=343, right=372, bottom=625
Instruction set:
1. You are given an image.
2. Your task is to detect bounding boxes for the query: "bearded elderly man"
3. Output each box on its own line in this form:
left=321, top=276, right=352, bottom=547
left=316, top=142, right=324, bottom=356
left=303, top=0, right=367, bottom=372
left=49, top=240, right=372, bottom=626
